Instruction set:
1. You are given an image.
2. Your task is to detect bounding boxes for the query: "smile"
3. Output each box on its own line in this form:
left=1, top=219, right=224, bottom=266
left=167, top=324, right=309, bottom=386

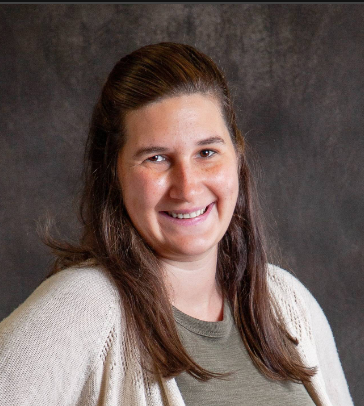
left=166, top=206, right=208, bottom=219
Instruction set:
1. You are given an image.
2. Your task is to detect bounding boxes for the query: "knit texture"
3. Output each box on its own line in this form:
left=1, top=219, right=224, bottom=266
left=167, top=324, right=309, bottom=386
left=0, top=264, right=353, bottom=406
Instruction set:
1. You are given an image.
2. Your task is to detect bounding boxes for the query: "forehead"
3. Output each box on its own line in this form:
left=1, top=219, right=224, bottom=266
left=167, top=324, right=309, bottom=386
left=123, top=93, right=229, bottom=146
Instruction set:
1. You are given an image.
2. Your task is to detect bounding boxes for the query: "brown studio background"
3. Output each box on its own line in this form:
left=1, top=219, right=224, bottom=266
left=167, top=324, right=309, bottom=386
left=0, top=4, right=363, bottom=405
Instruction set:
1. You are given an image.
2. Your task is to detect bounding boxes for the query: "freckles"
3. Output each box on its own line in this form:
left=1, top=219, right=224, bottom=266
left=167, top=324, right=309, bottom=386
left=150, top=176, right=166, bottom=190
left=130, top=170, right=166, bottom=203
left=210, top=163, right=238, bottom=185
left=212, top=165, right=239, bottom=201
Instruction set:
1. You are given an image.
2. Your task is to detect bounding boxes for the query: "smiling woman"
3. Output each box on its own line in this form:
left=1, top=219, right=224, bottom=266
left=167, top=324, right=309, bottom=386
left=118, top=94, right=239, bottom=263
left=0, top=43, right=353, bottom=405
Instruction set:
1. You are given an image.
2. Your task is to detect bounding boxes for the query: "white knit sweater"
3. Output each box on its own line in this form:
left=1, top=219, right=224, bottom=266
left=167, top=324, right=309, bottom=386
left=0, top=264, right=353, bottom=406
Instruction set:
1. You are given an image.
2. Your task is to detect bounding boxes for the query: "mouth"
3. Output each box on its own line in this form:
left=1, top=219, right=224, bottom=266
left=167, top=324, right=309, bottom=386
left=165, top=206, right=208, bottom=219
left=162, top=202, right=215, bottom=219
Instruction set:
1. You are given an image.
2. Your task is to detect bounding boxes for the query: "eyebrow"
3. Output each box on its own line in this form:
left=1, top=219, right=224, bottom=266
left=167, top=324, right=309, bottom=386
left=133, top=136, right=226, bottom=159
left=196, top=136, right=226, bottom=146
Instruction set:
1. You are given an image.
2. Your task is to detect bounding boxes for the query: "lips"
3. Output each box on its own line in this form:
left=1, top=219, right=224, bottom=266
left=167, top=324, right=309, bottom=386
left=161, top=203, right=214, bottom=221
left=166, top=206, right=208, bottom=219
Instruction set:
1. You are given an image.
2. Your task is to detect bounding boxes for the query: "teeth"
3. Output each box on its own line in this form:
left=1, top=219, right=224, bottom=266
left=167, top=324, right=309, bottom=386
left=168, top=207, right=207, bottom=219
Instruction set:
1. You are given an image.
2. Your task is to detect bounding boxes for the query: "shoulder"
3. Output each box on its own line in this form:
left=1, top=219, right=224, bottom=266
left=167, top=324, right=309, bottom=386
left=0, top=263, right=122, bottom=347
left=267, top=263, right=307, bottom=293
left=267, top=263, right=320, bottom=312
left=28, top=263, right=119, bottom=313
left=40, top=263, right=121, bottom=310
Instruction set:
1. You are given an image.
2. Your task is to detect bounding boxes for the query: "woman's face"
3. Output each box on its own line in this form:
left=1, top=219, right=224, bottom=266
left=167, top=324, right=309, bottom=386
left=117, top=93, right=239, bottom=262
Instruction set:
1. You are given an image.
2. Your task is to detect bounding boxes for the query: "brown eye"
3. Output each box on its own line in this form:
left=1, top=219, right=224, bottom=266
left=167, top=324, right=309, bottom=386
left=147, top=155, right=165, bottom=162
left=199, top=150, right=215, bottom=158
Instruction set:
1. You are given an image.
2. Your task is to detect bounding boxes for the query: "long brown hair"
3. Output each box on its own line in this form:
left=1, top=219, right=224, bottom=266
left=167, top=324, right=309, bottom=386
left=46, top=42, right=315, bottom=382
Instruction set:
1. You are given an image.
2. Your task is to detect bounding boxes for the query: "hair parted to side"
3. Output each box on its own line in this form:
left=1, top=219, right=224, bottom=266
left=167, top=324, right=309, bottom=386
left=45, top=42, right=315, bottom=382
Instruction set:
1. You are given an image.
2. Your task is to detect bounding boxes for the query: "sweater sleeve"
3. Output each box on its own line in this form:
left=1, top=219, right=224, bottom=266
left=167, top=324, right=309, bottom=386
left=270, top=265, right=354, bottom=406
left=298, top=280, right=354, bottom=406
left=0, top=266, right=120, bottom=405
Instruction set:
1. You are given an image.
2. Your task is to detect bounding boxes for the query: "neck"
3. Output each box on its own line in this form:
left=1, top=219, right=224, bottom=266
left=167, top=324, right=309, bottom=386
left=161, top=248, right=223, bottom=322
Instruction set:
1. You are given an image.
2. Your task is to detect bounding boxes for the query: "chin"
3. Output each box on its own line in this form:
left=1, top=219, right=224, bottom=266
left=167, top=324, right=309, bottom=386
left=162, top=240, right=218, bottom=261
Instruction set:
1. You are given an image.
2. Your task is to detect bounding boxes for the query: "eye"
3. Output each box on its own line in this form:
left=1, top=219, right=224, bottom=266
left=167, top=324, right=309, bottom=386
left=199, top=149, right=216, bottom=158
left=146, top=155, right=166, bottom=162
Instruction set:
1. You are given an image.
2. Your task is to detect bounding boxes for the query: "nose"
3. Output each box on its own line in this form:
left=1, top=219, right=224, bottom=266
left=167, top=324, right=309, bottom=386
left=168, top=159, right=204, bottom=202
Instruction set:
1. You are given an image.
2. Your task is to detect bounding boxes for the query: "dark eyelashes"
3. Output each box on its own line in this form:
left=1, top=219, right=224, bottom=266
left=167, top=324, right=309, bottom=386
left=145, top=149, right=218, bottom=163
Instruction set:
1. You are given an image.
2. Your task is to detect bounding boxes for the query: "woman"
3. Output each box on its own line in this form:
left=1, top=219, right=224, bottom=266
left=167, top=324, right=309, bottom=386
left=0, top=42, right=353, bottom=405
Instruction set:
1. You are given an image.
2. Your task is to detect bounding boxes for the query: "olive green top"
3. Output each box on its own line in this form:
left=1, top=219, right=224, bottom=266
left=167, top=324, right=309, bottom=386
left=174, top=301, right=314, bottom=406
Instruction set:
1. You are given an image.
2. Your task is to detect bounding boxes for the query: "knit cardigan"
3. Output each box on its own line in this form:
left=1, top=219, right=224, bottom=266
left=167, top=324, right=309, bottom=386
left=0, top=264, right=353, bottom=406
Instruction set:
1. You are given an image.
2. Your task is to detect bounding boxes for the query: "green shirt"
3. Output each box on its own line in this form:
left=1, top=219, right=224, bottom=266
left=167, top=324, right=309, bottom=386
left=174, top=301, right=314, bottom=406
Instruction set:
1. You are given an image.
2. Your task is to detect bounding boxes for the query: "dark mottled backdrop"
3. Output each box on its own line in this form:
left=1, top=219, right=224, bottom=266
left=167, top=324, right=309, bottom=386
left=0, top=4, right=363, bottom=404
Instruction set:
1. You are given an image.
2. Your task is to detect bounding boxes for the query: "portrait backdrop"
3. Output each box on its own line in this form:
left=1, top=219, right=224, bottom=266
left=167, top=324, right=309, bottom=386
left=0, top=4, right=363, bottom=404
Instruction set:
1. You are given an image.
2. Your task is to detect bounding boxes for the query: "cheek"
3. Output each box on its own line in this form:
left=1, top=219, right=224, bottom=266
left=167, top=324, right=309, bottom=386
left=211, top=162, right=239, bottom=202
left=123, top=170, right=166, bottom=210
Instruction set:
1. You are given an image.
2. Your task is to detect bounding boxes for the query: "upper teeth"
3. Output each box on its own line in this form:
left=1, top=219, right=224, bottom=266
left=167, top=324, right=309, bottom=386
left=168, top=207, right=207, bottom=219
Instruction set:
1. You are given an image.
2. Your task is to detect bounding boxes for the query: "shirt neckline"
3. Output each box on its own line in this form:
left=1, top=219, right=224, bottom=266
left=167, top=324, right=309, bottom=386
left=172, top=300, right=233, bottom=338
